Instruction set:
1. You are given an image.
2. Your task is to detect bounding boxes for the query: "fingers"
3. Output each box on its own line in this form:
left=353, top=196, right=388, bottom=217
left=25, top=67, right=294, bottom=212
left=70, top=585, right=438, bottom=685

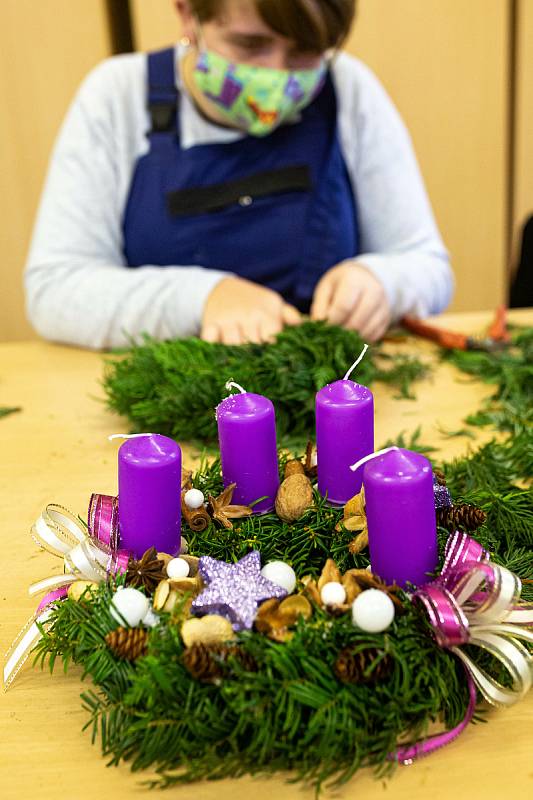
left=240, top=318, right=262, bottom=344
left=326, top=279, right=362, bottom=327
left=282, top=304, right=301, bottom=326
left=359, top=308, right=391, bottom=342
left=201, top=323, right=220, bottom=343
left=310, top=274, right=335, bottom=320
left=259, top=316, right=282, bottom=343
left=345, top=291, right=378, bottom=335
left=220, top=323, right=243, bottom=345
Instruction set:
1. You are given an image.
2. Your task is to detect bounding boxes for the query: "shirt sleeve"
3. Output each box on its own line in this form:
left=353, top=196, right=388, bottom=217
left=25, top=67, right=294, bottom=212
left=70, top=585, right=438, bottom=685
left=24, top=56, right=229, bottom=350
left=333, top=55, right=454, bottom=320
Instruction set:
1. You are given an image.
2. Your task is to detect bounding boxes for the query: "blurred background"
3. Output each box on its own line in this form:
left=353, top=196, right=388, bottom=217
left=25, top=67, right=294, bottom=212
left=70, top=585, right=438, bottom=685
left=1, top=0, right=531, bottom=343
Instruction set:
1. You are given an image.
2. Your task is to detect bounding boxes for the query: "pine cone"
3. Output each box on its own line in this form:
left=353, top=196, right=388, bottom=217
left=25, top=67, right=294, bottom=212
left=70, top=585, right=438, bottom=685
left=126, top=546, right=167, bottom=593
left=334, top=647, right=393, bottom=685
left=183, top=643, right=257, bottom=683
left=437, top=503, right=487, bottom=531
left=105, top=627, right=149, bottom=660
left=433, top=468, right=447, bottom=486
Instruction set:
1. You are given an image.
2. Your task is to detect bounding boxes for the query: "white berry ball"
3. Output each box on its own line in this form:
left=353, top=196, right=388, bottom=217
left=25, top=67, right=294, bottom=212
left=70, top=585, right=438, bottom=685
left=142, top=607, right=160, bottom=628
left=166, top=557, right=190, bottom=579
left=110, top=587, right=150, bottom=627
left=320, top=581, right=347, bottom=606
left=351, top=589, right=395, bottom=633
left=184, top=488, right=205, bottom=509
left=261, top=561, right=296, bottom=594
left=180, top=537, right=189, bottom=554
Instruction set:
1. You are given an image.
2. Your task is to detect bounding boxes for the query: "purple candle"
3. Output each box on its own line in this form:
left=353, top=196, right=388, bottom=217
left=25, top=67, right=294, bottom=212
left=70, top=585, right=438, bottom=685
left=316, top=349, right=374, bottom=505
left=216, top=383, right=279, bottom=513
left=362, top=447, right=438, bottom=587
left=118, top=434, right=182, bottom=559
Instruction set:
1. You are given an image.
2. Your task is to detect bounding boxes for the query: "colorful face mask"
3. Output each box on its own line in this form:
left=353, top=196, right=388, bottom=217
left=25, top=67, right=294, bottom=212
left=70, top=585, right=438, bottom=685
left=192, top=48, right=327, bottom=137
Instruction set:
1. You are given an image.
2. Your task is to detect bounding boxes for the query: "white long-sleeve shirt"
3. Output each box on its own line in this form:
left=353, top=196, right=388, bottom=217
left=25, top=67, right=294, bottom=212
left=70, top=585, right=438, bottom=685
left=25, top=46, right=453, bottom=349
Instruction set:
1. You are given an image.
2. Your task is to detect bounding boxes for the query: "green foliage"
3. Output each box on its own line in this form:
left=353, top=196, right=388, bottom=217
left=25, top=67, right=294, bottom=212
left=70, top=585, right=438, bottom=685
left=444, top=326, right=533, bottom=436
left=0, top=406, right=21, bottom=419
left=103, top=322, right=428, bottom=446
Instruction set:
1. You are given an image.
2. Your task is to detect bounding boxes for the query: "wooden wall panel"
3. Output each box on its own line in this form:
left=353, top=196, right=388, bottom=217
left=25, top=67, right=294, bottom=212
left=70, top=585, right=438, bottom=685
left=131, top=0, right=511, bottom=314
left=512, top=0, right=533, bottom=266
left=348, top=0, right=510, bottom=312
left=0, top=1, right=112, bottom=342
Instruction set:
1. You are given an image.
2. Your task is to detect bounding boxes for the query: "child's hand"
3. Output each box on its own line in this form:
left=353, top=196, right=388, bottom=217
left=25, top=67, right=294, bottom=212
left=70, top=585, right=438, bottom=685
left=310, top=261, right=391, bottom=341
left=201, top=277, right=300, bottom=344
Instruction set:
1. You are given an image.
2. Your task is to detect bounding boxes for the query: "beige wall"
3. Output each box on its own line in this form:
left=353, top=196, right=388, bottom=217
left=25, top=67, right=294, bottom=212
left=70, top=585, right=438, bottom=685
left=0, top=1, right=111, bottom=343
left=513, top=0, right=533, bottom=265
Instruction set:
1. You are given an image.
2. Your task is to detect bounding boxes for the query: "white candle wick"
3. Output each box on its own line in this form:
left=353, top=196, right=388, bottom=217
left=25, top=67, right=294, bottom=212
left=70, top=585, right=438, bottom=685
left=225, top=380, right=247, bottom=394
left=108, top=433, right=154, bottom=441
left=343, top=344, right=369, bottom=381
left=350, top=446, right=399, bottom=472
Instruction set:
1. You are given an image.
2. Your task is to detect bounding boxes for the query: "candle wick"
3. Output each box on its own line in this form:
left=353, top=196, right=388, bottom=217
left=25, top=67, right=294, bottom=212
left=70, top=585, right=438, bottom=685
left=225, top=380, right=246, bottom=395
left=350, top=446, right=399, bottom=472
left=108, top=433, right=154, bottom=441
left=343, top=344, right=369, bottom=381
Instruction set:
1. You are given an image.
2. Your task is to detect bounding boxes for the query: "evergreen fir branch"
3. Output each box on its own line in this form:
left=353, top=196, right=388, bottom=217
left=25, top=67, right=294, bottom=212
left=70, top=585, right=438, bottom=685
left=443, top=326, right=533, bottom=436
left=0, top=405, right=21, bottom=419
left=103, top=322, right=428, bottom=445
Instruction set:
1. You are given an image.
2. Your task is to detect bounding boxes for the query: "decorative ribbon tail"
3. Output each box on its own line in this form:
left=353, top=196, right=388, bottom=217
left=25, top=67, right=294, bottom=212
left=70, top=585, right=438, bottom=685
left=392, top=671, right=477, bottom=764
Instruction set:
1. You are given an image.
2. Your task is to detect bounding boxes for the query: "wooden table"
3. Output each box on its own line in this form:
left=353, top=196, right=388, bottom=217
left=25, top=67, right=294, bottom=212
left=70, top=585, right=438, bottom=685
left=1, top=310, right=532, bottom=800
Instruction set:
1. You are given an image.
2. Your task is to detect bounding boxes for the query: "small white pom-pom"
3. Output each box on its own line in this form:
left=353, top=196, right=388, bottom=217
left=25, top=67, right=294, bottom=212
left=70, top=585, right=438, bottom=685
left=351, top=589, right=395, bottom=633
left=261, top=561, right=296, bottom=594
left=184, top=488, right=205, bottom=509
left=320, top=581, right=346, bottom=606
left=142, top=607, right=160, bottom=628
left=166, top=557, right=190, bottom=579
left=110, top=587, right=149, bottom=627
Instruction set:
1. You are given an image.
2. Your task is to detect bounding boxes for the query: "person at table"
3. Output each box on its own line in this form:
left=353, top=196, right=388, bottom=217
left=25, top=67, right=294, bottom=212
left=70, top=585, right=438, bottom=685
left=25, top=0, right=453, bottom=349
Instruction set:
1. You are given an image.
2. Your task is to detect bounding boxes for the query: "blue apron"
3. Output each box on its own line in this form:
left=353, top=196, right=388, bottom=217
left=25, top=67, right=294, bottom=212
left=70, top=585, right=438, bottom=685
left=123, top=47, right=359, bottom=312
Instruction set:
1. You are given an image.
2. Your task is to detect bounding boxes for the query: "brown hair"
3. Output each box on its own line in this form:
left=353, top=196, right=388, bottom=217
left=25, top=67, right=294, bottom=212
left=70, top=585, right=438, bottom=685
left=189, top=0, right=356, bottom=51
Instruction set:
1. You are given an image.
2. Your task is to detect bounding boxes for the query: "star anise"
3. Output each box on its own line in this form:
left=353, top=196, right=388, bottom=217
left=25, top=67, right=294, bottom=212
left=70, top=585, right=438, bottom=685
left=207, top=483, right=253, bottom=530
left=126, top=546, right=167, bottom=593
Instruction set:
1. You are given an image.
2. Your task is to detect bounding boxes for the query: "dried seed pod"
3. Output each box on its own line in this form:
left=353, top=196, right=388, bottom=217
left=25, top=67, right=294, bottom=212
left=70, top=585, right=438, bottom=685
left=181, top=614, right=236, bottom=647
left=317, top=559, right=342, bottom=591
left=163, top=589, right=180, bottom=613
left=347, top=529, right=369, bottom=554
left=255, top=594, right=313, bottom=641
left=168, top=575, right=203, bottom=595
left=153, top=579, right=170, bottom=611
left=278, top=594, right=312, bottom=623
left=67, top=580, right=98, bottom=603
left=175, top=555, right=200, bottom=577
left=157, top=552, right=174, bottom=570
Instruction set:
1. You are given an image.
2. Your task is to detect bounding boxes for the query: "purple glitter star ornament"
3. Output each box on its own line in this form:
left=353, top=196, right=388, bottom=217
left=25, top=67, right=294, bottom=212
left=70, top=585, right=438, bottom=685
left=191, top=551, right=287, bottom=631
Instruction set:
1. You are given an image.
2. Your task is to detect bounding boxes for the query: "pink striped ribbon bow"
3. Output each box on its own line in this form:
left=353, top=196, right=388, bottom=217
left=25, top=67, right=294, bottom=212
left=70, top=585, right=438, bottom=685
left=3, top=495, right=128, bottom=689
left=394, top=531, right=533, bottom=764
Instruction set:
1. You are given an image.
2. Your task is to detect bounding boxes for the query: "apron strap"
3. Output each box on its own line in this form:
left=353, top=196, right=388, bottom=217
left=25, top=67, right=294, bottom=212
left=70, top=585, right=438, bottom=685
left=147, top=47, right=179, bottom=134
